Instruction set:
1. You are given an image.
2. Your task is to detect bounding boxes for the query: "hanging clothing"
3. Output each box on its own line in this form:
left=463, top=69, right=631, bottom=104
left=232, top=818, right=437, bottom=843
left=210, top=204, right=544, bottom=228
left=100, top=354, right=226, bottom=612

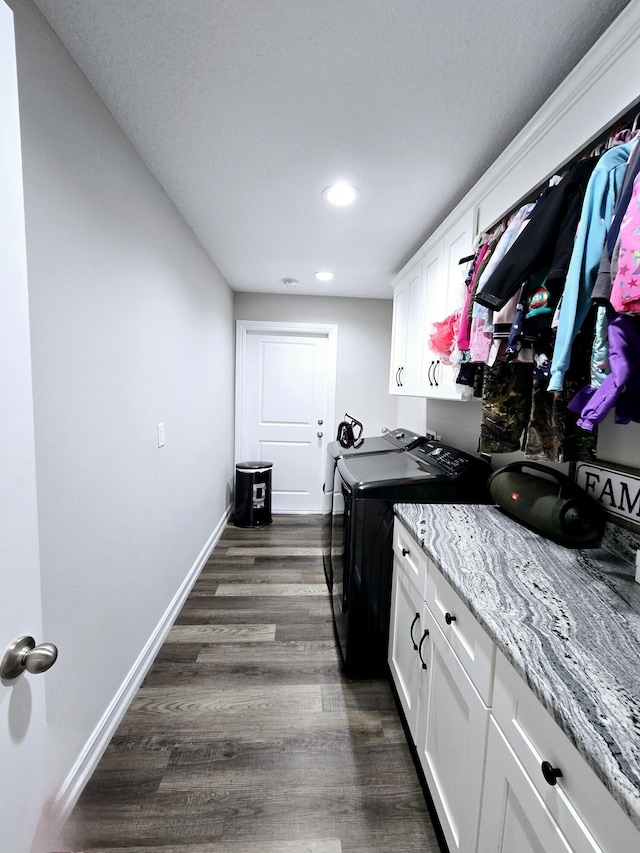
left=589, top=306, right=611, bottom=388
left=592, top=139, right=640, bottom=304
left=524, top=311, right=597, bottom=462
left=457, top=240, right=491, bottom=351
left=478, top=361, right=532, bottom=454
left=548, top=140, right=634, bottom=391
left=474, top=158, right=598, bottom=313
left=469, top=203, right=535, bottom=362
left=478, top=308, right=597, bottom=461
left=471, top=205, right=534, bottom=317
left=606, top=137, right=640, bottom=257
left=568, top=313, right=640, bottom=431
left=610, top=170, right=640, bottom=313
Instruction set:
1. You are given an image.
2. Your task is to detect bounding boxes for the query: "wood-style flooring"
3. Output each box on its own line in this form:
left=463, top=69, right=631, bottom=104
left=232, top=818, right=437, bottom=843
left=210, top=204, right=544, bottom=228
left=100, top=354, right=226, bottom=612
left=60, top=515, right=442, bottom=852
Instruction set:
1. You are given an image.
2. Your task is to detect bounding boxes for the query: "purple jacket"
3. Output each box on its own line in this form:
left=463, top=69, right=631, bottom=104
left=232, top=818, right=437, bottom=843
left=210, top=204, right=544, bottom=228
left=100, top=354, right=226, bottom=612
left=568, top=313, right=640, bottom=432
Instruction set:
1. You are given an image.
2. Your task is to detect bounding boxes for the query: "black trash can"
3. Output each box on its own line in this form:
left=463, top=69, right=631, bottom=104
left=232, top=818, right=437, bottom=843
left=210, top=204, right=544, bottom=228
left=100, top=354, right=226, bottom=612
left=234, top=461, right=273, bottom=528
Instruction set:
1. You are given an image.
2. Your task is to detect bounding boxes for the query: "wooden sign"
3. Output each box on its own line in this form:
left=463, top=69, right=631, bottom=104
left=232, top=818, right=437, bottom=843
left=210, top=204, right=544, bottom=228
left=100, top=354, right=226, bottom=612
left=575, top=462, right=640, bottom=528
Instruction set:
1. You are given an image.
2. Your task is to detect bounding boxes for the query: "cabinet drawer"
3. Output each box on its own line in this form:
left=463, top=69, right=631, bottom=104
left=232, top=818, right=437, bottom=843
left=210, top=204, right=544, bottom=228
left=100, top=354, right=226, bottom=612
left=492, top=650, right=640, bottom=853
left=393, top=520, right=428, bottom=600
left=425, top=559, right=495, bottom=705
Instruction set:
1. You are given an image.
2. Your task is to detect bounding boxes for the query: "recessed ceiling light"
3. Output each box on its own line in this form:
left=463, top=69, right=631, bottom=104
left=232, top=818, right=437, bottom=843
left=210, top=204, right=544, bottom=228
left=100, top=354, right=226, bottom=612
left=323, top=183, right=359, bottom=206
left=314, top=271, right=335, bottom=282
left=282, top=278, right=299, bottom=288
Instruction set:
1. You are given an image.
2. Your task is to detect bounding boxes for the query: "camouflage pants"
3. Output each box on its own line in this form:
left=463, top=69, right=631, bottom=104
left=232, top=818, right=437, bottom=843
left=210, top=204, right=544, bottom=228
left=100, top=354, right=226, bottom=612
left=479, top=362, right=597, bottom=462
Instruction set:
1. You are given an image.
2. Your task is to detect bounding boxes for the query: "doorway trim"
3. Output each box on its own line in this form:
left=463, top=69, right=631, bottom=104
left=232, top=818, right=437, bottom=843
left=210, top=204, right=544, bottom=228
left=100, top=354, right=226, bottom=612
left=235, top=320, right=338, bottom=511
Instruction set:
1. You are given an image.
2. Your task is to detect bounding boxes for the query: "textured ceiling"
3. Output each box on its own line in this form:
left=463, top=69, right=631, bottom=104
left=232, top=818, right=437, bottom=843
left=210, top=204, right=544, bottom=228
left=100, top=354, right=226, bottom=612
left=31, top=0, right=631, bottom=298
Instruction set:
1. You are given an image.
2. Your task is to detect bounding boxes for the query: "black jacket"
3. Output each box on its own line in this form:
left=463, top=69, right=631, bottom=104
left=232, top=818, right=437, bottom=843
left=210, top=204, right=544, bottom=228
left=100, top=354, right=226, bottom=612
left=474, top=157, right=598, bottom=312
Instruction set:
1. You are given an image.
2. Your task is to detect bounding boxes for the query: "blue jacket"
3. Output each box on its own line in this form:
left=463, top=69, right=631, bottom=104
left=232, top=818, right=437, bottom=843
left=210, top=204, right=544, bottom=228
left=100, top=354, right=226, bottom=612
left=548, top=141, right=634, bottom=391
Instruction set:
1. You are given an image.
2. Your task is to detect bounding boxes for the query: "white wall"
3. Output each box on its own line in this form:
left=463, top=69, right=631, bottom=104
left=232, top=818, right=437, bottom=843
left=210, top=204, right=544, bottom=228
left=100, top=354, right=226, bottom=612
left=10, top=0, right=235, bottom=819
left=234, top=292, right=397, bottom=439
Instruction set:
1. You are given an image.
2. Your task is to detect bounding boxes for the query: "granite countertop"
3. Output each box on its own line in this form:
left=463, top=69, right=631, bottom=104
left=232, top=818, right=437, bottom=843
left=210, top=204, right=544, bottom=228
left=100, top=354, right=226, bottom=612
left=394, top=502, right=640, bottom=830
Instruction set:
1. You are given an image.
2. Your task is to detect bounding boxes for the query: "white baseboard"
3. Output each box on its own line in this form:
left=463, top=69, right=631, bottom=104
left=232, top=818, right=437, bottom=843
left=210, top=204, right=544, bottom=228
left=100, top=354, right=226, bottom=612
left=50, top=504, right=232, bottom=828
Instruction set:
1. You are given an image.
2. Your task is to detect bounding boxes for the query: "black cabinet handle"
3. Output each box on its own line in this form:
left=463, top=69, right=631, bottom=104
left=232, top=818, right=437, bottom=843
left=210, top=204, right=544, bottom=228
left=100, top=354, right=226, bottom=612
left=402, top=548, right=410, bottom=556
left=398, top=366, right=404, bottom=387
left=433, top=359, right=440, bottom=387
left=395, top=367, right=400, bottom=387
left=410, top=612, right=420, bottom=650
left=541, top=761, right=563, bottom=786
left=427, top=361, right=435, bottom=386
left=418, top=629, right=430, bottom=669
left=444, top=612, right=456, bottom=625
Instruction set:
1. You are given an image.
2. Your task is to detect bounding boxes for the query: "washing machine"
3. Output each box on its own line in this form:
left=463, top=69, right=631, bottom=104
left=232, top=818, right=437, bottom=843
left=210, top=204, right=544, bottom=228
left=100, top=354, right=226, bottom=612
left=332, top=441, right=490, bottom=677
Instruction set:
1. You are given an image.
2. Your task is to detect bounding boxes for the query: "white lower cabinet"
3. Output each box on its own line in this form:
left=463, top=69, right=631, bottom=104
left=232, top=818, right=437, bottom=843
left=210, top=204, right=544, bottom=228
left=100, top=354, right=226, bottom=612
left=389, top=520, right=492, bottom=852
left=389, top=518, right=640, bottom=853
left=416, top=609, right=489, bottom=853
left=388, top=555, right=427, bottom=739
left=477, top=718, right=577, bottom=853
left=480, top=651, right=640, bottom=853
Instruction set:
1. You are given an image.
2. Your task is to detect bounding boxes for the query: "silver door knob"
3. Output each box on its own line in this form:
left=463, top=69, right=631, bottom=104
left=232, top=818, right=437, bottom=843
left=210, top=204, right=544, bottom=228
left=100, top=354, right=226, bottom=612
left=1, top=636, right=58, bottom=680
left=317, top=431, right=323, bottom=438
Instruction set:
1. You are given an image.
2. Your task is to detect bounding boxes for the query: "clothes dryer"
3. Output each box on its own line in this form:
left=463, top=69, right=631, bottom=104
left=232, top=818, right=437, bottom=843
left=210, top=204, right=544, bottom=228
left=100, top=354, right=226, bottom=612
left=321, top=428, right=428, bottom=591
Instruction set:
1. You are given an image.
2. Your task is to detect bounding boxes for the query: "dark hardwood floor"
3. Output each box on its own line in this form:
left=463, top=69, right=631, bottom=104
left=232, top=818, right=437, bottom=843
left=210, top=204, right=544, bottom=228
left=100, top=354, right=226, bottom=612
left=60, top=515, right=441, bottom=852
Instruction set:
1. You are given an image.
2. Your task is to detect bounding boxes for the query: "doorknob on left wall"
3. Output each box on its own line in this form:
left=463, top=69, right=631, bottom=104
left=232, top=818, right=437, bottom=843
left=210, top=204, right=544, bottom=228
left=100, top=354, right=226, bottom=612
left=1, top=635, right=58, bottom=680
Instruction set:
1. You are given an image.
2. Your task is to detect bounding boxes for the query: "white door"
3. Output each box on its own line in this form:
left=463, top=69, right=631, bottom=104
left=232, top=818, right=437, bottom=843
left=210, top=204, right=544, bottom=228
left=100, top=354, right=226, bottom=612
left=1, top=4, right=49, bottom=851
left=236, top=321, right=337, bottom=513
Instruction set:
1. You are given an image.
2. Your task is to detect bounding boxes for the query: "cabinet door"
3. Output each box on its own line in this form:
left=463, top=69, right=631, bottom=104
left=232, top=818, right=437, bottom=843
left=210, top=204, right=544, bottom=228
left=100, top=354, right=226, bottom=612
left=477, top=719, right=586, bottom=853
left=443, top=207, right=477, bottom=312
left=420, top=240, right=445, bottom=394
left=388, top=558, right=427, bottom=740
left=416, top=609, right=489, bottom=853
left=390, top=270, right=411, bottom=393
left=389, top=258, right=425, bottom=395
left=491, top=651, right=640, bottom=853
left=424, top=208, right=477, bottom=400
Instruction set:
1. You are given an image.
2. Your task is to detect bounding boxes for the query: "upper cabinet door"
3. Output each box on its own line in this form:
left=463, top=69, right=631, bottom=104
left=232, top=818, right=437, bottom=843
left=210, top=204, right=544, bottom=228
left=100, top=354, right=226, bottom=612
left=389, top=205, right=477, bottom=399
left=389, top=257, right=426, bottom=395
left=424, top=207, right=477, bottom=400
left=442, top=207, right=478, bottom=312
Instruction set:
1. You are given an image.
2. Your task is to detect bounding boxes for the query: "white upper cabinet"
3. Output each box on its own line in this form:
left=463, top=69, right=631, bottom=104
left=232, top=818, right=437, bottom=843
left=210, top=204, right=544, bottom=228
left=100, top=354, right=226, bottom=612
left=389, top=257, right=426, bottom=395
left=424, top=207, right=477, bottom=400
left=390, top=207, right=476, bottom=399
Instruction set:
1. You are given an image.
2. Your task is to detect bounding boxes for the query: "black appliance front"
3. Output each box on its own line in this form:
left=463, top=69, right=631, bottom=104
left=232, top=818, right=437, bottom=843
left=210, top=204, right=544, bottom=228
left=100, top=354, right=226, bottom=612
left=331, top=441, right=490, bottom=678
left=321, top=428, right=428, bottom=592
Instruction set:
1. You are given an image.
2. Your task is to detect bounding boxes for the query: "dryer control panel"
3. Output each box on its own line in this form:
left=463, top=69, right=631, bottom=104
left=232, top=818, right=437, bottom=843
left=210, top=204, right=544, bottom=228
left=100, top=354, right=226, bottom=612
left=412, top=441, right=473, bottom=476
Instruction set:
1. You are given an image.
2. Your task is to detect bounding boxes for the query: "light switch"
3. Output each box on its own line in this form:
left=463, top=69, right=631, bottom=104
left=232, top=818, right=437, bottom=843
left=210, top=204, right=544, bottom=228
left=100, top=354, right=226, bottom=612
left=157, top=422, right=165, bottom=448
